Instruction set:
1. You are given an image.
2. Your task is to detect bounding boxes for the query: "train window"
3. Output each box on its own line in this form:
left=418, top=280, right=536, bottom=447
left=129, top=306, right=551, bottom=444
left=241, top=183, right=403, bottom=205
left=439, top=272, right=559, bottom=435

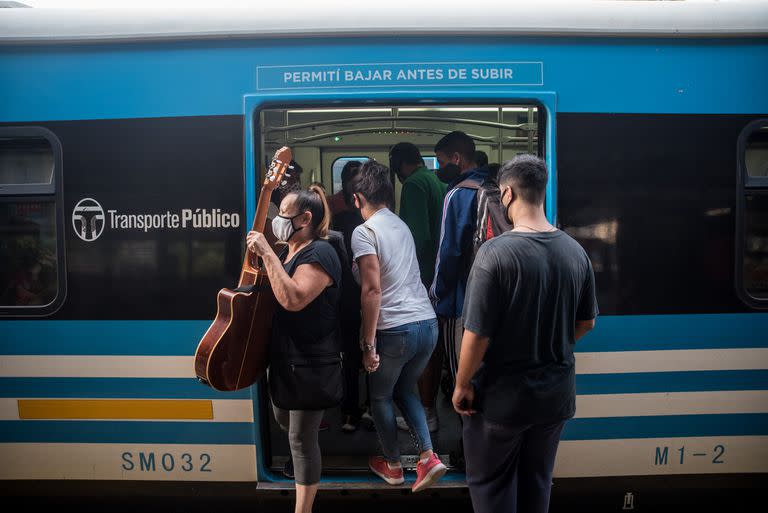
left=745, top=126, right=768, bottom=178
left=331, top=156, right=370, bottom=194
left=0, top=128, right=65, bottom=315
left=0, top=200, right=59, bottom=307
left=744, top=193, right=768, bottom=300
left=0, top=136, right=54, bottom=189
left=737, top=120, right=768, bottom=308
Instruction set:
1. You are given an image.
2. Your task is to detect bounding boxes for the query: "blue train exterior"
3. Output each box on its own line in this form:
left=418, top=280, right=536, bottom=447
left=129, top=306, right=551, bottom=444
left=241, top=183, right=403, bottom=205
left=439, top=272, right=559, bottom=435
left=1, top=2, right=767, bottom=500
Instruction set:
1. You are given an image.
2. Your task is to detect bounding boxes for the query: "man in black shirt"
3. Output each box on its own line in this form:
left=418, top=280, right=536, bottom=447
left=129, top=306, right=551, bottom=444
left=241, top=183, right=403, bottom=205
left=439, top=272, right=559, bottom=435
left=452, top=154, right=598, bottom=513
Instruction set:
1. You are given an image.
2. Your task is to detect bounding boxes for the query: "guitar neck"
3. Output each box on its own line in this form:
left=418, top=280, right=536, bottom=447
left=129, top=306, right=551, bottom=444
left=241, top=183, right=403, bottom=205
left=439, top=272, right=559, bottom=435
left=251, top=185, right=272, bottom=234
left=236, top=146, right=291, bottom=287
left=239, top=186, right=272, bottom=286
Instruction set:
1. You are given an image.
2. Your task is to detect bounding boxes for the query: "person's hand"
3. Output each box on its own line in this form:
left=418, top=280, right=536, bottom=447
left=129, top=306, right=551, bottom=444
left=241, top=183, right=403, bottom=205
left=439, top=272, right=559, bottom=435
left=363, top=351, right=380, bottom=373
left=246, top=231, right=271, bottom=256
left=452, top=383, right=476, bottom=416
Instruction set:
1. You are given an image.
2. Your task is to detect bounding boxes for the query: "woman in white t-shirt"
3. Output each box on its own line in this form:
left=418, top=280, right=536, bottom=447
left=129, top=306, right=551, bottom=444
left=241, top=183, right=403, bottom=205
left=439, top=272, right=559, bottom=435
left=349, top=161, right=447, bottom=492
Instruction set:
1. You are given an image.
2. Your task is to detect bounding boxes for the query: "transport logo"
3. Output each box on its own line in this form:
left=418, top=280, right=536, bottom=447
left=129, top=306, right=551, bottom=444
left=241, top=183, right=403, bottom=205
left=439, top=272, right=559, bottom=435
left=72, top=198, right=106, bottom=242
left=71, top=197, right=240, bottom=242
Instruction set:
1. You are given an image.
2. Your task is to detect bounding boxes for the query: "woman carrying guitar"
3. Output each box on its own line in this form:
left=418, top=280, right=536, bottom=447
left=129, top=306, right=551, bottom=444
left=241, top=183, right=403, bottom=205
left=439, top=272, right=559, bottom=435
left=247, top=185, right=342, bottom=513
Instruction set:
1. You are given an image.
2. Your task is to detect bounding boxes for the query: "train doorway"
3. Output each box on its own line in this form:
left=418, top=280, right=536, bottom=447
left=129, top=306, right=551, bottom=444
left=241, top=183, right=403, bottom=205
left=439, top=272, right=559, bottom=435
left=255, top=103, right=544, bottom=477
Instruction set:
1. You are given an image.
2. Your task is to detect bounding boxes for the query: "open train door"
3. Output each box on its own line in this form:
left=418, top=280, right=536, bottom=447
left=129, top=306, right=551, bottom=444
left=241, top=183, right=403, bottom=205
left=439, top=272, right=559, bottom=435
left=243, top=70, right=556, bottom=487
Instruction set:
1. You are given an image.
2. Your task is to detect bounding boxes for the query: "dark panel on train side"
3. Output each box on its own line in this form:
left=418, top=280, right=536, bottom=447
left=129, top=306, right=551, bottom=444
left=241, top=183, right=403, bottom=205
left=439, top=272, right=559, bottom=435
left=557, top=113, right=764, bottom=316
left=1, top=115, right=245, bottom=320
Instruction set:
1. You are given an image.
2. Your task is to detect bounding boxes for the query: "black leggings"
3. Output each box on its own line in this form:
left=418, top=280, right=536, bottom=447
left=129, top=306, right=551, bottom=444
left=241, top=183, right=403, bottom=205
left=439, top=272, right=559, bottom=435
left=272, top=403, right=324, bottom=485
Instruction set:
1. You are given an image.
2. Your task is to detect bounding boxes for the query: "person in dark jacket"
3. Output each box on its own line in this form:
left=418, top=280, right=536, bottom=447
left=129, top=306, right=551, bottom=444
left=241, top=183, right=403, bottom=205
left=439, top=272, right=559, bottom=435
left=429, top=131, right=488, bottom=385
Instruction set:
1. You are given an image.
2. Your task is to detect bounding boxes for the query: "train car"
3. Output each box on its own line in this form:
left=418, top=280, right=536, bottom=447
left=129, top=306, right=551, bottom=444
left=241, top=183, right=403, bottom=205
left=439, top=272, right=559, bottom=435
left=1, top=1, right=767, bottom=508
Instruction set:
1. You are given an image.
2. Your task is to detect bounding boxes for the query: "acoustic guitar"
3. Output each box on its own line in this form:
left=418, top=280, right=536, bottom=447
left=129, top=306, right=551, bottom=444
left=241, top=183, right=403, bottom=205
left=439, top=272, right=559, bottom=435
left=194, top=147, right=293, bottom=391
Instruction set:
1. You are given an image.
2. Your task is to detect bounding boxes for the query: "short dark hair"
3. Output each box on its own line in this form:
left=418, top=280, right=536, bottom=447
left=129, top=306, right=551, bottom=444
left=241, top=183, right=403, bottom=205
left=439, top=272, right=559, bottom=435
left=434, top=131, right=475, bottom=162
left=474, top=150, right=489, bottom=168
left=389, top=142, right=424, bottom=167
left=487, top=162, right=501, bottom=183
left=340, top=160, right=363, bottom=206
left=497, top=154, right=548, bottom=205
left=350, top=160, right=394, bottom=209
left=341, top=160, right=362, bottom=185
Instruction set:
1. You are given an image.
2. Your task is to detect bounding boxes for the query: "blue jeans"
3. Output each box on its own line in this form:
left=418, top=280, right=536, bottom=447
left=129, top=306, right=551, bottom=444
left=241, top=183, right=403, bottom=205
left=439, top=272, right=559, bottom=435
left=369, top=318, right=438, bottom=463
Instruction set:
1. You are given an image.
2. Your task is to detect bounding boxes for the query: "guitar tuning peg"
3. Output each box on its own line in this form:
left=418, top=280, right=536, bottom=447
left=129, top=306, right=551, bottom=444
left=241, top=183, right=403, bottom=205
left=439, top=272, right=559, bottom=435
left=288, top=165, right=295, bottom=169
left=285, top=173, right=291, bottom=177
left=281, top=180, right=287, bottom=185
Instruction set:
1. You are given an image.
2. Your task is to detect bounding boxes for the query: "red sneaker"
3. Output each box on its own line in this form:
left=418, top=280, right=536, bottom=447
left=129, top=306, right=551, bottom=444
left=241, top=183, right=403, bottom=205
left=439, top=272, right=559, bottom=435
left=412, top=453, right=447, bottom=492
left=368, top=456, right=404, bottom=485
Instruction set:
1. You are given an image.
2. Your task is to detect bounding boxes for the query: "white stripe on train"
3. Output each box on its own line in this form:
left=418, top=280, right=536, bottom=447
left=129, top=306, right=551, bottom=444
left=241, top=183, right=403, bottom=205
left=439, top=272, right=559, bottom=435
left=1, top=392, right=764, bottom=421
left=554, top=436, right=768, bottom=478
left=0, top=443, right=257, bottom=481
left=574, top=390, right=768, bottom=418
left=0, top=437, right=765, bottom=480
left=1, top=348, right=766, bottom=378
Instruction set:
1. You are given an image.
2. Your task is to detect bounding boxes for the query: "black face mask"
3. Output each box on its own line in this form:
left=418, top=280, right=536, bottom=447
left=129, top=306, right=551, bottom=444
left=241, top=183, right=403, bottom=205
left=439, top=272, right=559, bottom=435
left=389, top=157, right=405, bottom=184
left=436, top=163, right=461, bottom=184
left=501, top=188, right=513, bottom=226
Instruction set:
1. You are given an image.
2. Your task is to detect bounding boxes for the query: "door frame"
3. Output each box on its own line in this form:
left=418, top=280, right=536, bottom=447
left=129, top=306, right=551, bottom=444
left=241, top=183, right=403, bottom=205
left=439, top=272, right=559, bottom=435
left=243, top=89, right=558, bottom=483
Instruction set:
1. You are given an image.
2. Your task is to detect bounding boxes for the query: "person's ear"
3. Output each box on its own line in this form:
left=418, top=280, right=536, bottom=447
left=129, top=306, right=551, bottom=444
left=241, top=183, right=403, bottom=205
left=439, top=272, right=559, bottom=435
left=297, top=210, right=312, bottom=229
left=503, top=186, right=514, bottom=205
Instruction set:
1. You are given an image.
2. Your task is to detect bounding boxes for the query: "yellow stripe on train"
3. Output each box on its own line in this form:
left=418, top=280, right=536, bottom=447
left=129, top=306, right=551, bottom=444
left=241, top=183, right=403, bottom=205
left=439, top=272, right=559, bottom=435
left=17, top=399, right=214, bottom=420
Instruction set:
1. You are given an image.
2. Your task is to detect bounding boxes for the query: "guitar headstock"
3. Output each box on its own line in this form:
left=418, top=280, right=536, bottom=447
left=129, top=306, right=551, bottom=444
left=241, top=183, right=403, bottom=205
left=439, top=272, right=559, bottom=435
left=263, top=146, right=294, bottom=191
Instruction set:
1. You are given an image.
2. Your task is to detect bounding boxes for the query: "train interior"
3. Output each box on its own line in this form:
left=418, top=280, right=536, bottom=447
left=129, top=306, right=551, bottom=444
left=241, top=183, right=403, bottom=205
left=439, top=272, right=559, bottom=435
left=258, top=104, right=542, bottom=476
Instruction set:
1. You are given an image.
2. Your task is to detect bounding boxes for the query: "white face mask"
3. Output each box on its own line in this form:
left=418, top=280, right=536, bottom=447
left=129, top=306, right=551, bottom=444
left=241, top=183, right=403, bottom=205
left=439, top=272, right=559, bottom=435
left=272, top=214, right=300, bottom=242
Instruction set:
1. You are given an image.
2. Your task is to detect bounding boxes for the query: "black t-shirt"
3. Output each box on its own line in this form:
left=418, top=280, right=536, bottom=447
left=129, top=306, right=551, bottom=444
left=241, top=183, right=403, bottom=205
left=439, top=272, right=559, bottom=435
left=327, top=229, right=361, bottom=323
left=272, top=239, right=342, bottom=351
left=462, top=230, right=598, bottom=425
left=332, top=208, right=364, bottom=266
left=331, top=209, right=363, bottom=324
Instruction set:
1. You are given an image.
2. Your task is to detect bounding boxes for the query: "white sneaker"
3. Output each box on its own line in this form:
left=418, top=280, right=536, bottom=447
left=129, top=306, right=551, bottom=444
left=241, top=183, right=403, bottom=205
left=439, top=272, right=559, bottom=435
left=396, top=416, right=409, bottom=431
left=361, top=409, right=376, bottom=431
left=341, top=414, right=359, bottom=433
left=425, top=407, right=439, bottom=433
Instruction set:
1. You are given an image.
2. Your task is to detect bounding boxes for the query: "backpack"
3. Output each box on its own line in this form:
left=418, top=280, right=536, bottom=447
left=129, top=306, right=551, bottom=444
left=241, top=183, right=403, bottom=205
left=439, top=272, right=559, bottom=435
left=456, top=178, right=513, bottom=259
left=327, top=229, right=360, bottom=320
